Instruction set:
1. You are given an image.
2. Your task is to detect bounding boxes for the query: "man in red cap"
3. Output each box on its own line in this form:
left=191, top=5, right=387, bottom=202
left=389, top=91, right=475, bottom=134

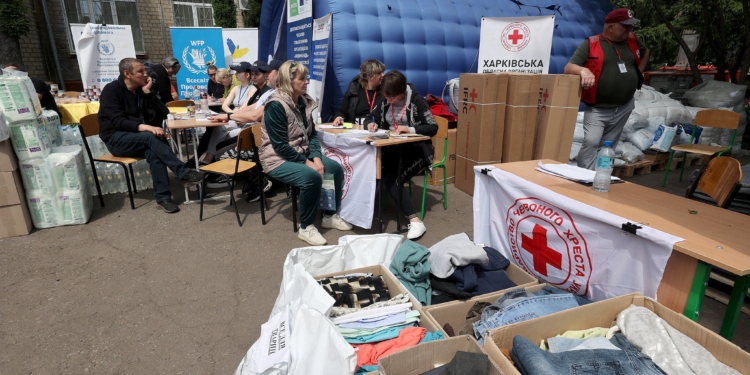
left=565, top=8, right=650, bottom=170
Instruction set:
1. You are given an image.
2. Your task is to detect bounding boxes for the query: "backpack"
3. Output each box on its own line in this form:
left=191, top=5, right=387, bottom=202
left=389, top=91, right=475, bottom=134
left=425, top=94, right=457, bottom=121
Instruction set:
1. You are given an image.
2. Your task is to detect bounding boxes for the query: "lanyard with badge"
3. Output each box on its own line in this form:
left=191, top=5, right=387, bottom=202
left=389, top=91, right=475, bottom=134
left=602, top=35, right=628, bottom=73
left=391, top=101, right=406, bottom=130
left=238, top=85, right=250, bottom=104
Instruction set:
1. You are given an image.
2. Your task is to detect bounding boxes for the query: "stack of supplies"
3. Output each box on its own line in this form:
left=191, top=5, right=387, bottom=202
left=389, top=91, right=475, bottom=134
left=428, top=233, right=518, bottom=305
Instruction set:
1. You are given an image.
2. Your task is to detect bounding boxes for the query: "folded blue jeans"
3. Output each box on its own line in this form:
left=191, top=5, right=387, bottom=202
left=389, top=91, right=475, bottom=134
left=511, top=334, right=668, bottom=375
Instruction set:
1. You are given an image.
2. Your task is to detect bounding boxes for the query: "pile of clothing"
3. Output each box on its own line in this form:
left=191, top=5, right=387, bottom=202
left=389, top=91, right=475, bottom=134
left=416, top=351, right=490, bottom=375
left=427, top=233, right=518, bottom=305
left=317, top=272, right=443, bottom=374
left=440, top=286, right=591, bottom=344
left=504, top=305, right=742, bottom=375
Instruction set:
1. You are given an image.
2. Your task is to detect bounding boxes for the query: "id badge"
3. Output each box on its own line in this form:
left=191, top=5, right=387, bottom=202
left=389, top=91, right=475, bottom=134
left=618, top=62, right=627, bottom=73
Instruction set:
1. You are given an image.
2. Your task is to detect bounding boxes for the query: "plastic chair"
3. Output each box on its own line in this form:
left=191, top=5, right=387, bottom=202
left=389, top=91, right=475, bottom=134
left=78, top=114, right=142, bottom=210
left=166, top=100, right=196, bottom=107
left=199, top=126, right=267, bottom=226
left=685, top=156, right=743, bottom=209
left=662, top=109, right=740, bottom=187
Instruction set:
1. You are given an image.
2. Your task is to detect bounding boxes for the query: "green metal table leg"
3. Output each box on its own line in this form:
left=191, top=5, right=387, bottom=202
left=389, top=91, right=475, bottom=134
left=662, top=150, right=675, bottom=187
left=684, top=262, right=712, bottom=321
left=719, top=274, right=750, bottom=340
left=678, top=152, right=687, bottom=182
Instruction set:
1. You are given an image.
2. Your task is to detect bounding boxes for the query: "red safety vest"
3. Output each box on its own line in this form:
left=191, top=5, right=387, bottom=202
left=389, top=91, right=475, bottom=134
left=582, top=32, right=641, bottom=105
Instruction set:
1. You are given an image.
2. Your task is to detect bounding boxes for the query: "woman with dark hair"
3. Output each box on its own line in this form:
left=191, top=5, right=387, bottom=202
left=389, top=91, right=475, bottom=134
left=260, top=61, right=352, bottom=245
left=332, top=59, right=386, bottom=126
left=363, top=70, right=438, bottom=240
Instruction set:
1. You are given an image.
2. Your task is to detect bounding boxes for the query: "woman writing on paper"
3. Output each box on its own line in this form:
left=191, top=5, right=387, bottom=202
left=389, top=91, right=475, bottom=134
left=332, top=59, right=386, bottom=126
left=363, top=70, right=438, bottom=240
left=259, top=61, right=353, bottom=246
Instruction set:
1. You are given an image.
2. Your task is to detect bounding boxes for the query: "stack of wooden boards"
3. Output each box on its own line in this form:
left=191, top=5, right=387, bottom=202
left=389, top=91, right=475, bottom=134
left=454, top=73, right=582, bottom=195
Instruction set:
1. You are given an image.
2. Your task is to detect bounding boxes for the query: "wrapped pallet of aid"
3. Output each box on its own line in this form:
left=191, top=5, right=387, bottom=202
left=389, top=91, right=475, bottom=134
left=49, top=146, right=92, bottom=225
left=41, top=110, right=63, bottom=147
left=0, top=71, right=43, bottom=122
left=7, top=116, right=52, bottom=161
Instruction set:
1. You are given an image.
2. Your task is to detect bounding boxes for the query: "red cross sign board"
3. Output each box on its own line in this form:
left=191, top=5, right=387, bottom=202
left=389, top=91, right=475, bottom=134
left=478, top=16, right=555, bottom=74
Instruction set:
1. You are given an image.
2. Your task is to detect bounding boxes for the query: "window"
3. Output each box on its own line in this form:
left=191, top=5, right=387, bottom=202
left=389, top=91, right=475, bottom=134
left=62, top=0, right=146, bottom=54
left=172, top=0, right=214, bottom=27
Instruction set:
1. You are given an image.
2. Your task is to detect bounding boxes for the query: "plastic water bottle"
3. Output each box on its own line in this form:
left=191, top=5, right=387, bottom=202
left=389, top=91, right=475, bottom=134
left=593, top=141, right=615, bottom=192
left=200, top=89, right=209, bottom=113
left=193, top=86, right=201, bottom=105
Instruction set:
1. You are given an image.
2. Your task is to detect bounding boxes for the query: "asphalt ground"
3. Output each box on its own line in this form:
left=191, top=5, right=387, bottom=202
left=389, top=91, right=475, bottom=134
left=1, top=158, right=748, bottom=374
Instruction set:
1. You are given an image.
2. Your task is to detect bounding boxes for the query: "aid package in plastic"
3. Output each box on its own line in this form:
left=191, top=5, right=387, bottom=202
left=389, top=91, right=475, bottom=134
left=570, top=142, right=582, bottom=161
left=684, top=81, right=747, bottom=152
left=57, top=189, right=92, bottom=225
left=616, top=142, right=644, bottom=164
left=628, top=128, right=656, bottom=151
left=49, top=146, right=87, bottom=191
left=650, top=124, right=677, bottom=152
left=8, top=116, right=52, bottom=161
left=19, top=157, right=54, bottom=191
left=0, top=110, right=8, bottom=141
left=0, top=75, right=43, bottom=122
left=41, top=110, right=63, bottom=147
left=26, top=190, right=62, bottom=229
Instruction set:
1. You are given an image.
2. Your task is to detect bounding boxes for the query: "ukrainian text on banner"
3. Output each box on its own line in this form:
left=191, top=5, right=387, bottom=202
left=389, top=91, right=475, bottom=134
left=222, top=28, right=259, bottom=67
left=318, top=131, right=376, bottom=229
left=72, top=23, right=136, bottom=89
left=170, top=27, right=226, bottom=99
left=287, top=0, right=313, bottom=70
left=477, top=16, right=554, bottom=74
left=472, top=166, right=683, bottom=302
left=309, top=14, right=331, bottom=121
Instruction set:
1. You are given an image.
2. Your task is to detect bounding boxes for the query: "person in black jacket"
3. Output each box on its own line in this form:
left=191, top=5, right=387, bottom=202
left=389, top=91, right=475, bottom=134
left=147, top=57, right=181, bottom=104
left=99, top=58, right=203, bottom=213
left=363, top=70, right=437, bottom=240
left=333, top=59, right=385, bottom=126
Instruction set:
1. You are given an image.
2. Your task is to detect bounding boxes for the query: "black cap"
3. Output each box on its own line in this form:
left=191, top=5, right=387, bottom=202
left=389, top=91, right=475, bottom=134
left=230, top=61, right=251, bottom=73
left=249, top=60, right=269, bottom=72
left=267, top=59, right=284, bottom=72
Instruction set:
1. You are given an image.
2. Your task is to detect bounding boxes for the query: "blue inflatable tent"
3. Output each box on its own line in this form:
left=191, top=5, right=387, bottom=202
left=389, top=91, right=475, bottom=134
left=258, top=0, right=614, bottom=120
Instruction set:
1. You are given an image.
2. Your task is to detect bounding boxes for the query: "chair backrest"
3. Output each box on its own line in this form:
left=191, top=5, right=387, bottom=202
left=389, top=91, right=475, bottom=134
left=695, top=156, right=743, bottom=208
left=64, top=91, right=82, bottom=97
left=236, top=125, right=260, bottom=152
left=694, top=109, right=741, bottom=130
left=167, top=100, right=195, bottom=107
left=434, top=115, right=449, bottom=139
left=79, top=113, right=100, bottom=137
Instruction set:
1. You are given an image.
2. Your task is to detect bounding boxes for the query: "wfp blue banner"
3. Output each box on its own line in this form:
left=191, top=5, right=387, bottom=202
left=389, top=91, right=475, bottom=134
left=170, top=27, right=225, bottom=99
left=286, top=0, right=313, bottom=70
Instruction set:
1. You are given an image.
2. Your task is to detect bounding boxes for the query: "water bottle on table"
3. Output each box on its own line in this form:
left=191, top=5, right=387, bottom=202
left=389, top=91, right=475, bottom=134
left=593, top=141, right=615, bottom=192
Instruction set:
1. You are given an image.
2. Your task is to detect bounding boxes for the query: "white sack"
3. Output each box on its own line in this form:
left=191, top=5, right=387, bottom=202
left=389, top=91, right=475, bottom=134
left=632, top=100, right=692, bottom=126
left=616, top=142, right=644, bottom=164
left=628, top=129, right=656, bottom=151
left=650, top=125, right=677, bottom=152
left=0, top=75, right=43, bottom=122
left=614, top=159, right=627, bottom=167
left=573, top=124, right=584, bottom=143
left=570, top=142, right=582, bottom=161
left=634, top=85, right=672, bottom=101
left=26, top=190, right=61, bottom=229
left=19, top=157, right=54, bottom=192
left=684, top=81, right=747, bottom=153
left=576, top=111, right=584, bottom=124
left=8, top=116, right=52, bottom=161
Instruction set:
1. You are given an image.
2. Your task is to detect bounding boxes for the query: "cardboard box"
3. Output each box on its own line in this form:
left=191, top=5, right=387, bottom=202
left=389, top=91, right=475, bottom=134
left=425, top=282, right=543, bottom=337
left=428, top=128, right=457, bottom=185
left=483, top=293, right=750, bottom=375
left=0, top=170, right=25, bottom=207
left=0, top=140, right=18, bottom=172
left=377, top=335, right=503, bottom=375
left=0, top=200, right=33, bottom=238
left=455, top=74, right=508, bottom=164
left=533, top=75, right=582, bottom=162
left=503, top=73, right=542, bottom=163
left=313, top=265, right=441, bottom=333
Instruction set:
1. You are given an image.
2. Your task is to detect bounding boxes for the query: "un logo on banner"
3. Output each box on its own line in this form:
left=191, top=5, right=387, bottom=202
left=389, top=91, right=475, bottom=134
left=182, top=44, right=217, bottom=74
left=97, top=41, right=115, bottom=56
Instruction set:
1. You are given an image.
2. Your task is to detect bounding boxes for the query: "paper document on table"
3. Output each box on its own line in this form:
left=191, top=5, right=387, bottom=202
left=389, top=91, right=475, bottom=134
left=319, top=125, right=341, bottom=129
left=535, top=161, right=620, bottom=183
left=349, top=130, right=387, bottom=134
left=195, top=118, right=211, bottom=122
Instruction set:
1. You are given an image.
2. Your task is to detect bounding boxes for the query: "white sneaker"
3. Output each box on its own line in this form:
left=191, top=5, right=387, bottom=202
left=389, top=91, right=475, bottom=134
left=407, top=221, right=427, bottom=240
left=298, top=225, right=327, bottom=245
left=322, top=213, right=353, bottom=231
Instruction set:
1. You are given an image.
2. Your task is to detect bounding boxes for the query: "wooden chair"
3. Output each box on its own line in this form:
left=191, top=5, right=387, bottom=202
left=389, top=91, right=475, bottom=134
left=685, top=156, right=743, bottom=209
left=662, top=109, right=741, bottom=187
left=199, top=126, right=267, bottom=226
left=418, top=115, right=449, bottom=220
left=78, top=114, right=143, bottom=210
left=166, top=100, right=196, bottom=107
left=64, top=91, right=82, bottom=97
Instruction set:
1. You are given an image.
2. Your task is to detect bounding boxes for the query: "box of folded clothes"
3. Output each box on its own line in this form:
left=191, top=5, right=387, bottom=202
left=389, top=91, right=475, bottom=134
left=424, top=284, right=594, bottom=342
left=377, top=335, right=503, bottom=375
left=482, top=293, right=750, bottom=375
left=313, top=264, right=444, bottom=374
left=427, top=233, right=538, bottom=307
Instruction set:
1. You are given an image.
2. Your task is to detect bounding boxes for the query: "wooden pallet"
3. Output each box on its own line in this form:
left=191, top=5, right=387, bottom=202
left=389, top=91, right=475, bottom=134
left=644, top=151, right=712, bottom=171
left=612, top=160, right=655, bottom=178
left=668, top=153, right=704, bottom=171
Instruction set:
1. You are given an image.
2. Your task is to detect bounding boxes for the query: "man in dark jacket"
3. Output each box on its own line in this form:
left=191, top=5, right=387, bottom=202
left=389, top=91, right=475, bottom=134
left=147, top=57, right=181, bottom=104
left=99, top=58, right=203, bottom=213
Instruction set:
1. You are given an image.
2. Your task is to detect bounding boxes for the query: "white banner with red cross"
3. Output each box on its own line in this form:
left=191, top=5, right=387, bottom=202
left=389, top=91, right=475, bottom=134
left=318, top=131, right=377, bottom=229
left=477, top=16, right=555, bottom=74
left=472, top=166, right=683, bottom=302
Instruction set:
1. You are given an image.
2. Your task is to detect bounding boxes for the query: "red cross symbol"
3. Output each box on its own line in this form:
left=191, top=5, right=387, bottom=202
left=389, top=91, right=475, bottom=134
left=469, top=88, right=478, bottom=102
left=508, top=29, right=524, bottom=45
left=542, top=89, right=549, bottom=103
left=522, top=224, right=562, bottom=277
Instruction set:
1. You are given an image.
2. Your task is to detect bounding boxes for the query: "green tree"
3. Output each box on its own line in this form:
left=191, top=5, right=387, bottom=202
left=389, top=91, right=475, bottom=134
left=212, top=0, right=237, bottom=28
left=0, top=0, right=33, bottom=68
left=242, top=0, right=263, bottom=28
